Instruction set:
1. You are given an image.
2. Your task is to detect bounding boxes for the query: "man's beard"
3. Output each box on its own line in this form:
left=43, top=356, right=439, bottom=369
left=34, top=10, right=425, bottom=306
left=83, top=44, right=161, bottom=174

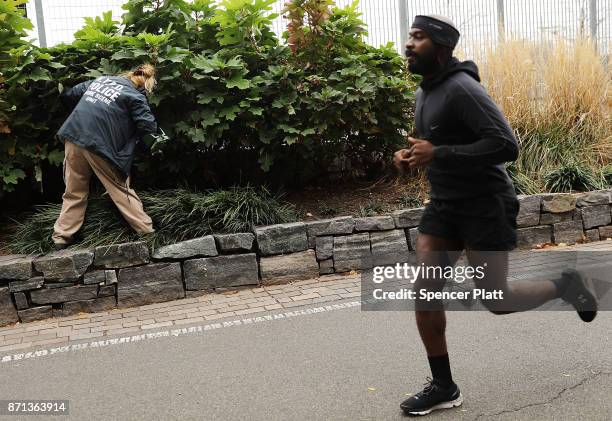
left=406, top=49, right=439, bottom=75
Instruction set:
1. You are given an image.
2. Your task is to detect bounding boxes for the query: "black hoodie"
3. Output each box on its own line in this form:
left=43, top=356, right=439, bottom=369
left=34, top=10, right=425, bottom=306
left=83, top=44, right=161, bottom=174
left=415, top=57, right=518, bottom=200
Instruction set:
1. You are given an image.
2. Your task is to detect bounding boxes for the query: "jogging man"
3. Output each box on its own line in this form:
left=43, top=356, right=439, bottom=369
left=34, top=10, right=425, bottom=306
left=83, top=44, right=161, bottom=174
left=52, top=64, right=158, bottom=250
left=393, top=15, right=598, bottom=416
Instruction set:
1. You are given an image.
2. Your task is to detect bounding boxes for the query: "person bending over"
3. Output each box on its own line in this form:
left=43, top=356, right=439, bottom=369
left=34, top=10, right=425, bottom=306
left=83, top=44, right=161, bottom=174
left=52, top=64, right=158, bottom=250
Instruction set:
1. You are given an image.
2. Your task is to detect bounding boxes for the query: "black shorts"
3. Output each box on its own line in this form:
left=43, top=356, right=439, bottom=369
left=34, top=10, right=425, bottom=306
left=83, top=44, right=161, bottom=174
left=418, top=189, right=520, bottom=251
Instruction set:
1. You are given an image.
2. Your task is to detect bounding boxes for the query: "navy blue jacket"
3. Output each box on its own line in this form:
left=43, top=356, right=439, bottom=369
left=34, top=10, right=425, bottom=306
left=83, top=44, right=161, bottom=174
left=57, top=76, right=157, bottom=179
left=415, top=57, right=519, bottom=199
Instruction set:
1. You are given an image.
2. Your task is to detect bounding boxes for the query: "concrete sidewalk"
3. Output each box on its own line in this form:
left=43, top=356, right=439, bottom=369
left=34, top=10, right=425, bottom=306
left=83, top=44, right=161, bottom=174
left=0, top=240, right=610, bottom=355
left=0, top=273, right=362, bottom=353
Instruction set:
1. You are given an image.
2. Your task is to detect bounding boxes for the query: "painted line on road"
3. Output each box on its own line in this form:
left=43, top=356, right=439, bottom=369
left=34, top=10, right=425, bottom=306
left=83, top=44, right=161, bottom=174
left=0, top=301, right=362, bottom=365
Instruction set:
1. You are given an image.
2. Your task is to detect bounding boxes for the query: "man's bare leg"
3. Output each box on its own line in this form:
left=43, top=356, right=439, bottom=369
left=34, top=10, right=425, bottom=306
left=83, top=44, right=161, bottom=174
left=400, top=233, right=465, bottom=415
left=414, top=233, right=463, bottom=357
left=465, top=250, right=558, bottom=314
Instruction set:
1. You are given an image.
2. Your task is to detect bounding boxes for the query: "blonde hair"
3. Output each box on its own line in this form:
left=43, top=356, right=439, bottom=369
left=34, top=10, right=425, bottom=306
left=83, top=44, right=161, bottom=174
left=122, top=64, right=157, bottom=95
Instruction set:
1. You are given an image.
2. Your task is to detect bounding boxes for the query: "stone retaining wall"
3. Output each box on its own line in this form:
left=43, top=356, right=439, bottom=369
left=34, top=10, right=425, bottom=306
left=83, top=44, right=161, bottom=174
left=1, top=189, right=612, bottom=327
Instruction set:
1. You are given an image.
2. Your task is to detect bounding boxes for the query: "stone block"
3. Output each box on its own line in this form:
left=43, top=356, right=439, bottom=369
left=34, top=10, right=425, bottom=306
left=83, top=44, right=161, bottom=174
left=98, top=285, right=116, bottom=297
left=517, top=226, right=552, bottom=248
left=305, top=217, right=355, bottom=237
left=517, top=195, right=541, bottom=227
left=214, top=233, right=255, bottom=253
left=83, top=270, right=117, bottom=286
left=9, top=277, right=44, bottom=293
left=260, top=250, right=319, bottom=285
left=392, top=208, right=425, bottom=228
left=354, top=216, right=395, bottom=232
left=370, top=230, right=409, bottom=266
left=315, top=236, right=333, bottom=261
left=539, top=211, right=573, bottom=225
left=14, top=292, right=28, bottom=310
left=585, top=229, right=600, bottom=242
left=45, top=282, right=75, bottom=289
left=30, top=285, right=98, bottom=305
left=576, top=191, right=610, bottom=207
left=541, top=194, right=577, bottom=213
left=55, top=296, right=116, bottom=317
left=407, top=228, right=419, bottom=251
left=0, top=255, right=34, bottom=280
left=553, top=221, right=584, bottom=244
left=152, top=236, right=218, bottom=260
left=599, top=225, right=612, bottom=239
left=117, top=263, right=184, bottom=308
left=255, top=223, right=308, bottom=256
left=0, top=287, right=19, bottom=326
left=94, top=242, right=150, bottom=269
left=333, top=233, right=372, bottom=272
left=319, top=259, right=334, bottom=275
left=33, top=249, right=93, bottom=280
left=18, top=306, right=52, bottom=323
left=581, top=205, right=611, bottom=229
left=183, top=254, right=259, bottom=291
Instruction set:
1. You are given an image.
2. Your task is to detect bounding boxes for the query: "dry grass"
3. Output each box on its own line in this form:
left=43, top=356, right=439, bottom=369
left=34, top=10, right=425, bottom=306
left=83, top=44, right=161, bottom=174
left=458, top=37, right=611, bottom=190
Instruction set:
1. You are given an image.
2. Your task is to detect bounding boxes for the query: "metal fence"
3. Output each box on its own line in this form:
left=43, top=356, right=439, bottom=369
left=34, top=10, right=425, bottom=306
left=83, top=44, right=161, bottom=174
left=25, top=0, right=611, bottom=57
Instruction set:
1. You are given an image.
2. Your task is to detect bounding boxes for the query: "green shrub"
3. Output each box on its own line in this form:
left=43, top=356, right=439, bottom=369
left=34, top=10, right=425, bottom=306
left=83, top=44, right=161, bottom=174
left=0, top=0, right=417, bottom=202
left=397, top=194, right=421, bottom=209
left=317, top=200, right=338, bottom=217
left=544, top=161, right=604, bottom=193
left=358, top=200, right=385, bottom=216
left=8, top=186, right=297, bottom=254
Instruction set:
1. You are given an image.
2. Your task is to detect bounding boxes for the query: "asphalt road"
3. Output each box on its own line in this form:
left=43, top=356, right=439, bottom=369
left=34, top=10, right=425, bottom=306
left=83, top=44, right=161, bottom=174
left=0, top=303, right=610, bottom=421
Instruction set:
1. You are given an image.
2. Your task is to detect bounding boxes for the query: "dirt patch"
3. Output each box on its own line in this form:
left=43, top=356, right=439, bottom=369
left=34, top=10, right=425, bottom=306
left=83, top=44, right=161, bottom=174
left=284, top=172, right=429, bottom=220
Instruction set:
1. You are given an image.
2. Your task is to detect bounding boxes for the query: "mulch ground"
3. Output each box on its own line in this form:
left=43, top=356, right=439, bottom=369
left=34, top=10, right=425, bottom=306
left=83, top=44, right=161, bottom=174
left=285, top=173, right=429, bottom=220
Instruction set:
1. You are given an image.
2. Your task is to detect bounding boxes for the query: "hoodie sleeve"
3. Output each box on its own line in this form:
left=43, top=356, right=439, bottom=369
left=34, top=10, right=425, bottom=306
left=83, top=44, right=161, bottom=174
left=433, top=84, right=519, bottom=165
left=130, top=94, right=158, bottom=135
left=60, top=80, right=93, bottom=110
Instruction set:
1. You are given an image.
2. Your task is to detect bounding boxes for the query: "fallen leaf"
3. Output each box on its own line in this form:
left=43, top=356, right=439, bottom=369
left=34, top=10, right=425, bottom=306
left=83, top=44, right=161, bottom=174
left=222, top=290, right=239, bottom=295
left=562, top=373, right=571, bottom=377
left=306, top=212, right=313, bottom=217
left=368, top=387, right=377, bottom=391
left=404, top=393, right=412, bottom=396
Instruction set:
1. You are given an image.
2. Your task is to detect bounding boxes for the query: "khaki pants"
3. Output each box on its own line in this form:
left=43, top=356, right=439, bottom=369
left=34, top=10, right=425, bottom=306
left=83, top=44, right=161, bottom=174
left=52, top=141, right=154, bottom=245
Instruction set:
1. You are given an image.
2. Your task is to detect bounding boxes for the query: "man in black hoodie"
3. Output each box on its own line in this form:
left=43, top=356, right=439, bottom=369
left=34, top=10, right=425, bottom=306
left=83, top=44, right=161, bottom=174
left=394, top=15, right=598, bottom=416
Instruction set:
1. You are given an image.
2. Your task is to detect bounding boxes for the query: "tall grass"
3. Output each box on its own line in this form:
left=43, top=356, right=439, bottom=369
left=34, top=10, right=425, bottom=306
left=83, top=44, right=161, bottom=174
left=458, top=38, right=611, bottom=192
left=8, top=187, right=298, bottom=254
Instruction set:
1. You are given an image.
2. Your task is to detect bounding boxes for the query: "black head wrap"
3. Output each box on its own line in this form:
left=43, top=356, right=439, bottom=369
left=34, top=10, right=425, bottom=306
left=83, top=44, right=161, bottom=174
left=411, top=15, right=460, bottom=49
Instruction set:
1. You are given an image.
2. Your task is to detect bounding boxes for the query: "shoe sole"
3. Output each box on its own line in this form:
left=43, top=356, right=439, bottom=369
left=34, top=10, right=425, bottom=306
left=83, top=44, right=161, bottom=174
left=402, top=393, right=464, bottom=416
left=562, top=269, right=598, bottom=322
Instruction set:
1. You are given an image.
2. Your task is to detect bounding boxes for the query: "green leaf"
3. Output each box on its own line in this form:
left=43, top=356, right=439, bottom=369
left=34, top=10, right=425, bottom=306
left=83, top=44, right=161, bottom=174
left=47, top=149, right=64, bottom=166
left=2, top=168, right=26, bottom=185
left=226, top=74, right=250, bottom=90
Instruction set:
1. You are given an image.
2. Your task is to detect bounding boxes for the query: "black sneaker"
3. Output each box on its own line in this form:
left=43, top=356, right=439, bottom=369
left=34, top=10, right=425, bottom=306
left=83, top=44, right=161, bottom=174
left=53, top=243, right=70, bottom=251
left=400, top=378, right=463, bottom=416
left=561, top=268, right=598, bottom=322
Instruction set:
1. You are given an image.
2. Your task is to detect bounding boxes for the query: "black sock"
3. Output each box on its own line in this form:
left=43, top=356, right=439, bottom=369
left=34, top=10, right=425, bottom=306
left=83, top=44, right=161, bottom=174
left=428, top=354, right=453, bottom=388
left=551, top=277, right=570, bottom=298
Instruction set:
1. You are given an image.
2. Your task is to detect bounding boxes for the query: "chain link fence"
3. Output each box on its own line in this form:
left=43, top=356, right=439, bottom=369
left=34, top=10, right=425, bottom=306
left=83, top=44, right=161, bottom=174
left=25, top=0, right=611, bottom=58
